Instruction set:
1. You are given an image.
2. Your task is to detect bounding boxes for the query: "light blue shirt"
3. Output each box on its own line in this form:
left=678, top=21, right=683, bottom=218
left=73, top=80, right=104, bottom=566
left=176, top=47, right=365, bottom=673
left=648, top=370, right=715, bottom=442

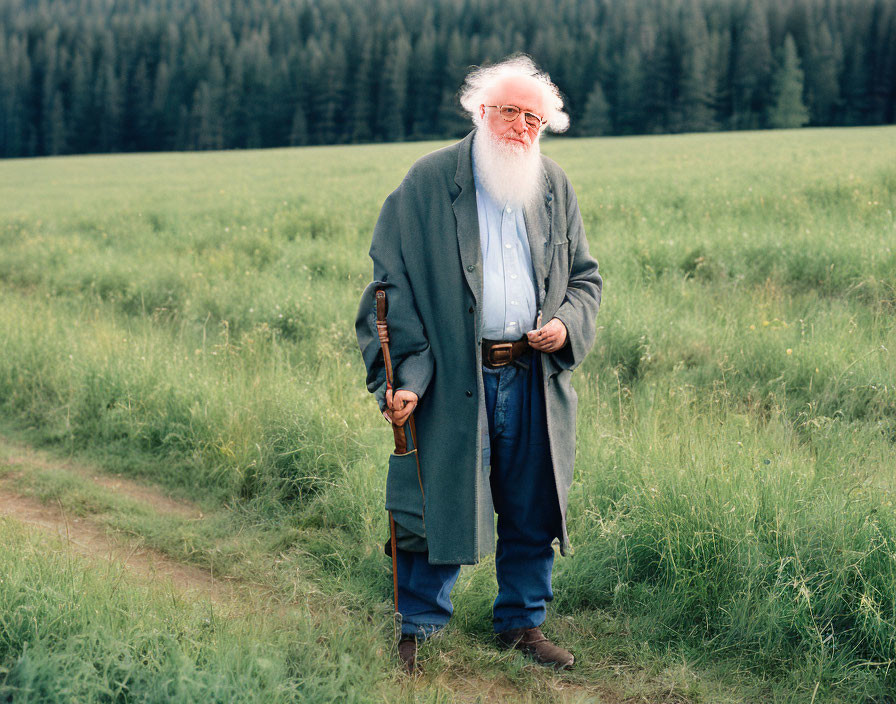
left=473, top=169, right=538, bottom=341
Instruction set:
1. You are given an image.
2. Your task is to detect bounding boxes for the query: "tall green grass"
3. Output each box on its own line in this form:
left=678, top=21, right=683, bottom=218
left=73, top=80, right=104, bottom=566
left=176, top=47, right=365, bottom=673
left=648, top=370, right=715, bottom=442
left=0, top=520, right=400, bottom=703
left=1, top=127, right=895, bottom=699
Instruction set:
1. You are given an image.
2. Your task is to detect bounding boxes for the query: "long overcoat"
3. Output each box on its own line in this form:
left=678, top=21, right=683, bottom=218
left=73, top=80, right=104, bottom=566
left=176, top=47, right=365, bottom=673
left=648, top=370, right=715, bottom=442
left=356, top=129, right=602, bottom=565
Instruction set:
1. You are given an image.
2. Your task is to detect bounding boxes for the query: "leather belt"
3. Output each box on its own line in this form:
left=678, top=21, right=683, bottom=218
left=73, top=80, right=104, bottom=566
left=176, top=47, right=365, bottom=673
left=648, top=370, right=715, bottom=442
left=482, top=337, right=531, bottom=369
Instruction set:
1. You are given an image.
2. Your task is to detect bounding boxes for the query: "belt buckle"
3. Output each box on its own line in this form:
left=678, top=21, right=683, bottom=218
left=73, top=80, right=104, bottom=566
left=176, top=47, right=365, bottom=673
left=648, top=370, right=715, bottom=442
left=488, top=342, right=513, bottom=367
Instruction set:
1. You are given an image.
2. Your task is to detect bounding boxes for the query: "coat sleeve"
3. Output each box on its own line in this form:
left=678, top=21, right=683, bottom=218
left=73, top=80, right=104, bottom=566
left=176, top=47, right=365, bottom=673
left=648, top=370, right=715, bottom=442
left=355, top=184, right=435, bottom=411
left=551, top=181, right=602, bottom=371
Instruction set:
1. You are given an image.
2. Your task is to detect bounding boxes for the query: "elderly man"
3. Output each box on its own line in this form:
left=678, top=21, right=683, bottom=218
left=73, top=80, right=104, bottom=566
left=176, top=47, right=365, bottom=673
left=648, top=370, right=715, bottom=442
left=356, top=55, right=601, bottom=672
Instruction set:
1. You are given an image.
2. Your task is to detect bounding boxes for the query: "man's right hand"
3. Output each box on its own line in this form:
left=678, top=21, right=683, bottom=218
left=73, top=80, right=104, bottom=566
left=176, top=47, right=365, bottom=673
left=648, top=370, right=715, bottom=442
left=384, top=388, right=419, bottom=426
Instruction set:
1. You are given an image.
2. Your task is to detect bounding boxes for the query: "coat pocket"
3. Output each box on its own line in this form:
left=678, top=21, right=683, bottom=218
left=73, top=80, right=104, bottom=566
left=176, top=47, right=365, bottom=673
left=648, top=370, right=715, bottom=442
left=385, top=450, right=425, bottom=539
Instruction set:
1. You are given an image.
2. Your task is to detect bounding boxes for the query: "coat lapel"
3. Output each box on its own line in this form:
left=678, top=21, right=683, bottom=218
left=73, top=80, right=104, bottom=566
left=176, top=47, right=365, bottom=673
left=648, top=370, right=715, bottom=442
left=523, top=167, right=554, bottom=308
left=452, top=131, right=482, bottom=305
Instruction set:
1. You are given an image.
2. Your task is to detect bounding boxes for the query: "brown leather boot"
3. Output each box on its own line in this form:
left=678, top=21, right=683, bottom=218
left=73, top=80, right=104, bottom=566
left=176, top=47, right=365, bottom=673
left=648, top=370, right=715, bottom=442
left=497, top=626, right=575, bottom=669
left=397, top=635, right=420, bottom=674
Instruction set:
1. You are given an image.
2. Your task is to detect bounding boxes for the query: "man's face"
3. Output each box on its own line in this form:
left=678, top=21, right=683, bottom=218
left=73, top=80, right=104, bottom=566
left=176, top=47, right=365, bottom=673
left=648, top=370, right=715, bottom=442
left=478, top=77, right=546, bottom=151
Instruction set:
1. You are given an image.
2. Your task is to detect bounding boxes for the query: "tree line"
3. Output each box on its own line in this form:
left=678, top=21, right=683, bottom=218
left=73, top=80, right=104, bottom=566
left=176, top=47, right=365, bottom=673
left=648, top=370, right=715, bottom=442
left=1, top=0, right=894, bottom=157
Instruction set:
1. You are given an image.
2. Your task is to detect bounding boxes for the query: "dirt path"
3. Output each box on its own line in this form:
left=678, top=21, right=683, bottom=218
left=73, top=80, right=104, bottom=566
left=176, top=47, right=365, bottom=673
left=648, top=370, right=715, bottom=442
left=0, top=436, right=625, bottom=702
left=0, top=439, right=202, bottom=519
left=0, top=487, right=240, bottom=604
left=0, top=437, right=243, bottom=606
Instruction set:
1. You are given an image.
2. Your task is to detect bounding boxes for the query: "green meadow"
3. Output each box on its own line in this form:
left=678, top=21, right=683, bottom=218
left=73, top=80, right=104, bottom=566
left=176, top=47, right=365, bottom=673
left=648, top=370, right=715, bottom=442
left=1, top=126, right=895, bottom=702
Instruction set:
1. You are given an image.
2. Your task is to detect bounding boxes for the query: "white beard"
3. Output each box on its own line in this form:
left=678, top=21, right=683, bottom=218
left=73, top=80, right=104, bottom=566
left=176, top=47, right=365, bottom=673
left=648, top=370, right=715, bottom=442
left=472, top=126, right=544, bottom=209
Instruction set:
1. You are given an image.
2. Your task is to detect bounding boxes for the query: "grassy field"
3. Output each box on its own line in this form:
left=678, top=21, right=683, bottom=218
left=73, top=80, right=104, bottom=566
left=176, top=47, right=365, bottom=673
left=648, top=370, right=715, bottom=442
left=1, top=126, right=894, bottom=703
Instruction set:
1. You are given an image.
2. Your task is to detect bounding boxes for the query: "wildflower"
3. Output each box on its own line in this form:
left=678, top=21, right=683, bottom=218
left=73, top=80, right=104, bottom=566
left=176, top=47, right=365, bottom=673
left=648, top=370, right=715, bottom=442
left=786, top=348, right=792, bottom=355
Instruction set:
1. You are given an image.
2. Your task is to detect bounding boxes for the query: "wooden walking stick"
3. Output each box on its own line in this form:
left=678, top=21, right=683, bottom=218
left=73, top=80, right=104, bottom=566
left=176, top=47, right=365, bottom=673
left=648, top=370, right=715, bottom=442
left=375, top=289, right=423, bottom=619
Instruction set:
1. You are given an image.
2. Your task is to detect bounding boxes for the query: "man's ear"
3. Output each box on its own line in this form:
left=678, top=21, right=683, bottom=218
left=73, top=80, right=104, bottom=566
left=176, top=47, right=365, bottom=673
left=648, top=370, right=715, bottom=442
left=479, top=104, right=485, bottom=120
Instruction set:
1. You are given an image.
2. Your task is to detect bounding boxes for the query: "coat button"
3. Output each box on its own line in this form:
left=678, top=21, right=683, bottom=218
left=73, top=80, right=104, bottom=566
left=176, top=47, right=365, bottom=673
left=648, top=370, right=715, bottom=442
left=466, top=264, right=475, bottom=272
left=465, top=390, right=473, bottom=397
left=468, top=306, right=474, bottom=313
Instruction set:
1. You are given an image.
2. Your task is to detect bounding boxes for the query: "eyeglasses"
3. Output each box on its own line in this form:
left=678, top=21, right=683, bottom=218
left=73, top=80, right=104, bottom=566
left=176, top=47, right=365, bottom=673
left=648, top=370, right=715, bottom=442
left=485, top=105, right=546, bottom=129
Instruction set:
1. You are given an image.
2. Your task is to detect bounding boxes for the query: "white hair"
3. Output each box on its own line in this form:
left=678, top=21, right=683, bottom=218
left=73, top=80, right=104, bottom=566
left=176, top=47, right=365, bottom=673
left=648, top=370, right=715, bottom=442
left=458, top=54, right=570, bottom=133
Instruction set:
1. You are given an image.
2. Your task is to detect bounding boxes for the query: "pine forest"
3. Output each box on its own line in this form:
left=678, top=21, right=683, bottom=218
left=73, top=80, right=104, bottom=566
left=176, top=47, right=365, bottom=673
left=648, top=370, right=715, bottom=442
left=0, top=0, right=894, bottom=157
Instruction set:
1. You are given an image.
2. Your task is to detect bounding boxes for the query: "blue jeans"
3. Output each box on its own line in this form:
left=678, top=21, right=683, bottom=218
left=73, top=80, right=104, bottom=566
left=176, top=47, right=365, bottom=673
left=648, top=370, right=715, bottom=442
left=398, top=357, right=561, bottom=639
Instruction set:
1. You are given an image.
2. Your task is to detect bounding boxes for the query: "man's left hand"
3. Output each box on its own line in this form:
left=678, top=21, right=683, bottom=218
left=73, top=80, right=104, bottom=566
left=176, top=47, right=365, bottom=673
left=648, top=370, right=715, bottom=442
left=527, top=318, right=568, bottom=353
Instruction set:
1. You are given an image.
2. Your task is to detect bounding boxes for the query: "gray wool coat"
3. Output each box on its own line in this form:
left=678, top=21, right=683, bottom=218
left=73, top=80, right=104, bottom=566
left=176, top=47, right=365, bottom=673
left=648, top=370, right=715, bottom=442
left=356, top=129, right=602, bottom=565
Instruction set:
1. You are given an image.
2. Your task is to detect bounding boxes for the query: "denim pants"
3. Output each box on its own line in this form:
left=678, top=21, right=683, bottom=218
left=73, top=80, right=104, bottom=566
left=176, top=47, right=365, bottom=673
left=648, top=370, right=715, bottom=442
left=397, top=356, right=561, bottom=639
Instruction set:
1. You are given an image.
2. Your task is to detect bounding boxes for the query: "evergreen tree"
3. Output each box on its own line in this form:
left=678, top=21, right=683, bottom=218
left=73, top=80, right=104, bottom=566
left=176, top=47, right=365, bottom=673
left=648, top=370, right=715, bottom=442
left=97, top=34, right=122, bottom=152
left=884, top=5, right=896, bottom=123
left=205, top=56, right=226, bottom=148
left=614, top=42, right=646, bottom=134
left=303, top=39, right=329, bottom=144
left=0, top=33, right=22, bottom=156
left=189, top=81, right=224, bottom=150
left=0, top=34, right=9, bottom=155
left=675, top=0, right=717, bottom=132
left=39, top=27, right=63, bottom=155
left=378, top=31, right=411, bottom=141
left=438, top=30, right=472, bottom=137
left=68, top=43, right=95, bottom=154
left=408, top=17, right=441, bottom=139
left=580, top=81, right=611, bottom=136
left=805, top=22, right=840, bottom=125
left=237, top=26, right=273, bottom=148
left=320, top=43, right=348, bottom=144
left=126, top=57, right=154, bottom=151
left=732, top=2, right=773, bottom=129
left=641, top=18, right=676, bottom=133
left=152, top=59, right=176, bottom=150
left=289, top=103, right=308, bottom=146
left=867, top=0, right=896, bottom=124
left=768, top=34, right=809, bottom=128
left=349, top=37, right=376, bottom=143
left=15, top=36, right=38, bottom=156
left=707, top=29, right=733, bottom=130
left=45, top=90, right=67, bottom=155
left=223, top=52, right=247, bottom=148
left=269, top=55, right=295, bottom=146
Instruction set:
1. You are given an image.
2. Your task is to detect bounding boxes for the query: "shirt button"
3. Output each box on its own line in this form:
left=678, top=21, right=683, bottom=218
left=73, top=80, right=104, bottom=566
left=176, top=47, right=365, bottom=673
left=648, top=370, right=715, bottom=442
left=465, top=390, right=473, bottom=397
left=510, top=274, right=517, bottom=280
left=506, top=207, right=513, bottom=213
left=505, top=243, right=512, bottom=249
left=510, top=300, right=518, bottom=305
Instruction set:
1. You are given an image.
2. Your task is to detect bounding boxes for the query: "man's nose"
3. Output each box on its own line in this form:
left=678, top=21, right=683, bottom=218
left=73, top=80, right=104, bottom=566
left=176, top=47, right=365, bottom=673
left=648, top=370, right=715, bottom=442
left=511, top=115, right=528, bottom=132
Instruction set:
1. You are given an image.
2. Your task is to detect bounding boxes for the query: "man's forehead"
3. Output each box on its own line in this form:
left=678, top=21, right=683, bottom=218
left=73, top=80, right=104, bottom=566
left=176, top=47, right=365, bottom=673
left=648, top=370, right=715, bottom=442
left=486, top=76, right=546, bottom=112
